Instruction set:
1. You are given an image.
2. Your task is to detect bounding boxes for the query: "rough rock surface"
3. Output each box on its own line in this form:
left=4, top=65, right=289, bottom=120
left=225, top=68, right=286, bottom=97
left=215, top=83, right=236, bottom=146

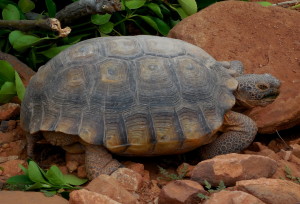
left=191, top=153, right=278, bottom=186
left=85, top=174, right=139, bottom=204
left=168, top=1, right=300, bottom=133
left=0, top=191, right=68, bottom=204
left=111, top=168, right=143, bottom=192
left=69, top=189, right=121, bottom=204
left=0, top=103, right=20, bottom=121
left=203, top=190, right=266, bottom=204
left=158, top=180, right=206, bottom=204
left=235, top=178, right=300, bottom=204
left=0, top=159, right=26, bottom=177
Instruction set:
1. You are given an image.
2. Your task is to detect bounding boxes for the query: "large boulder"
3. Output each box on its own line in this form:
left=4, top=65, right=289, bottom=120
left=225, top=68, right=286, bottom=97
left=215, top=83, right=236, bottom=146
left=168, top=1, right=300, bottom=133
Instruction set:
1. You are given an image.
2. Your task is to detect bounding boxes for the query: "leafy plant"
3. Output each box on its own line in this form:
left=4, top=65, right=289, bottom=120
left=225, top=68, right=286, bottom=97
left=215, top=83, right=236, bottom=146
left=0, top=60, right=25, bottom=103
left=197, top=180, right=226, bottom=200
left=157, top=164, right=188, bottom=181
left=283, top=165, right=300, bottom=184
left=6, top=160, right=87, bottom=198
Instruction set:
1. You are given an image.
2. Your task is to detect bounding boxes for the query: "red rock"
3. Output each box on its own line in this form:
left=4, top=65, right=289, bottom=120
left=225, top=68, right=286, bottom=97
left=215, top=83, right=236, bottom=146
left=0, top=159, right=26, bottom=177
left=203, top=190, right=266, bottom=204
left=271, top=159, right=300, bottom=180
left=124, top=161, right=151, bottom=182
left=0, top=191, right=68, bottom=204
left=0, top=121, right=25, bottom=144
left=85, top=174, right=138, bottom=204
left=111, top=168, right=143, bottom=192
left=0, top=140, right=26, bottom=157
left=191, top=153, right=278, bottom=186
left=158, top=180, right=206, bottom=204
left=168, top=1, right=300, bottom=133
left=235, top=178, right=300, bottom=204
left=69, top=189, right=121, bottom=204
left=0, top=103, right=20, bottom=121
left=291, top=144, right=300, bottom=159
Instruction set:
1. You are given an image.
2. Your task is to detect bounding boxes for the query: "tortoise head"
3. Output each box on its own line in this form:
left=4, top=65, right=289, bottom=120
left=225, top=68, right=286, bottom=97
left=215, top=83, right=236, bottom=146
left=234, top=73, right=280, bottom=108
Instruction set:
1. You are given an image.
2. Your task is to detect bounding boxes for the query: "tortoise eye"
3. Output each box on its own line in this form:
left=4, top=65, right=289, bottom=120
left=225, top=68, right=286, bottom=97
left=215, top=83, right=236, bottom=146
left=257, top=83, right=269, bottom=90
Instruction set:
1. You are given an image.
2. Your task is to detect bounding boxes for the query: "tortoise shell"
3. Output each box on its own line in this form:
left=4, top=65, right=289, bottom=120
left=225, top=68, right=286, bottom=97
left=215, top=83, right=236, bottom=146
left=21, top=36, right=238, bottom=156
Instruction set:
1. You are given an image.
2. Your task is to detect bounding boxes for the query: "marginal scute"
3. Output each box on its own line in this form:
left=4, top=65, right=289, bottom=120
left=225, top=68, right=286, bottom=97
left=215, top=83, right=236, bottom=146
left=20, top=36, right=238, bottom=156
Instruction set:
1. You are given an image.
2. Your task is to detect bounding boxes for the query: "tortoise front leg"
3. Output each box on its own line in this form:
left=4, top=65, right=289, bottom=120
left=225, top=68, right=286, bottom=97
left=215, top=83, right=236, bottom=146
left=85, top=145, right=122, bottom=180
left=199, top=111, right=257, bottom=159
left=26, top=132, right=43, bottom=159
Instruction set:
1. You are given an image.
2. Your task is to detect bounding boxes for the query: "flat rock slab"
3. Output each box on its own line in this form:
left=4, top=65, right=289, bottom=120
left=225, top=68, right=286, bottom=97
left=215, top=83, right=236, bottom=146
left=168, top=1, right=300, bottom=133
left=190, top=153, right=277, bottom=186
left=0, top=191, right=68, bottom=204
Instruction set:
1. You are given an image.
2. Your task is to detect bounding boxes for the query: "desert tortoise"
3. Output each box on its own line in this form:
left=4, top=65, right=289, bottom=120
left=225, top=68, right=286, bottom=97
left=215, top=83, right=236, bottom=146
left=21, top=35, right=280, bottom=179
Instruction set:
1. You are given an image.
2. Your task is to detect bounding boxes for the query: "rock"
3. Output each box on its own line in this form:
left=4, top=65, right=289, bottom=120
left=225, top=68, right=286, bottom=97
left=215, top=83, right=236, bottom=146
left=271, top=159, right=300, bottom=180
left=158, top=180, right=206, bottom=204
left=291, top=144, right=300, bottom=159
left=191, top=153, right=278, bottom=186
left=168, top=1, right=300, bottom=133
left=85, top=174, right=138, bottom=204
left=0, top=191, right=68, bottom=204
left=203, top=190, right=266, bottom=204
left=0, top=140, right=27, bottom=158
left=111, top=168, right=143, bottom=192
left=0, top=159, right=26, bottom=177
left=0, top=120, right=24, bottom=144
left=137, top=180, right=161, bottom=204
left=124, top=161, right=151, bottom=182
left=69, top=189, right=121, bottom=204
left=235, top=178, right=300, bottom=204
left=0, top=104, right=20, bottom=121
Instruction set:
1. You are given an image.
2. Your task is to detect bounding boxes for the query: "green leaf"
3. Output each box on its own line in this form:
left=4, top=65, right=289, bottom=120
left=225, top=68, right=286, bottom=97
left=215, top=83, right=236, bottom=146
left=2, top=4, right=20, bottom=20
left=63, top=174, right=87, bottom=186
left=138, top=15, right=170, bottom=36
left=45, top=165, right=66, bottom=186
left=18, top=0, right=35, bottom=13
left=98, top=22, right=114, bottom=34
left=256, top=1, right=273, bottom=6
left=39, top=45, right=71, bottom=58
left=41, top=190, right=57, bottom=197
left=0, top=60, right=15, bottom=82
left=125, top=0, right=146, bottom=9
left=6, top=175, right=34, bottom=185
left=91, top=13, right=112, bottom=25
left=146, top=3, right=163, bottom=18
left=19, top=164, right=29, bottom=176
left=204, top=180, right=211, bottom=189
left=9, top=31, right=44, bottom=52
left=0, top=81, right=16, bottom=103
left=28, top=160, right=49, bottom=184
left=15, top=71, right=25, bottom=101
left=178, top=0, right=197, bottom=15
left=150, top=17, right=170, bottom=36
left=168, top=5, right=188, bottom=19
left=26, top=182, right=52, bottom=190
left=45, top=0, right=56, bottom=17
left=0, top=81, right=15, bottom=94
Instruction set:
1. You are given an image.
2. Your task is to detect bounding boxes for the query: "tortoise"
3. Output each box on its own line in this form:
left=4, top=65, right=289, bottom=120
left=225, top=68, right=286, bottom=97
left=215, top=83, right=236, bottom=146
left=21, top=35, right=280, bottom=179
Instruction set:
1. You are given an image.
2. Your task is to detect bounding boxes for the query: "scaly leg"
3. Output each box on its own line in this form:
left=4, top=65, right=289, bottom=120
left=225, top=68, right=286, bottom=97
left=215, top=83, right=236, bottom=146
left=26, top=132, right=43, bottom=159
left=85, top=145, right=122, bottom=180
left=199, top=111, right=257, bottom=159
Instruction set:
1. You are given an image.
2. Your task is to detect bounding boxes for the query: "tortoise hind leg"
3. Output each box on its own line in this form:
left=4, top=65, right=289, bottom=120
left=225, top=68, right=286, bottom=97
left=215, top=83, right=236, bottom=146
left=199, top=111, right=257, bottom=159
left=26, top=132, right=43, bottom=159
left=85, top=145, right=122, bottom=180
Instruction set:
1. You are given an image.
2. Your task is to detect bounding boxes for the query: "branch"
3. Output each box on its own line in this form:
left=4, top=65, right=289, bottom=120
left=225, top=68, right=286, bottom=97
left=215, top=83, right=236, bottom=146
left=0, top=18, right=71, bottom=37
left=56, top=0, right=122, bottom=25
